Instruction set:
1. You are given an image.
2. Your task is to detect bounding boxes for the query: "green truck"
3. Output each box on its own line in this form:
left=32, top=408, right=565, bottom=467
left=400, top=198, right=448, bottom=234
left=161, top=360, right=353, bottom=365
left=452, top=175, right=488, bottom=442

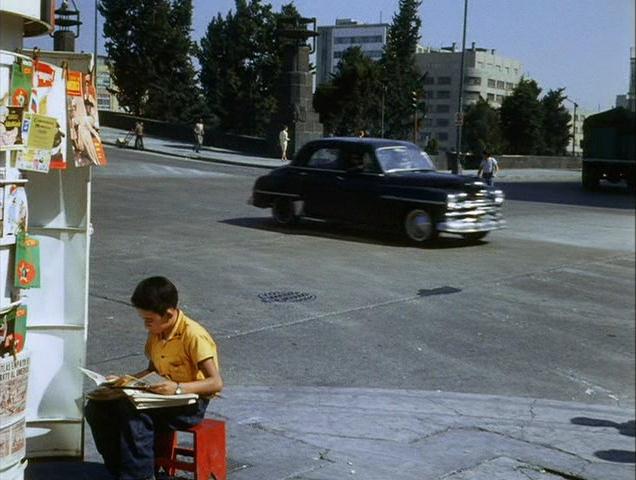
left=581, top=107, right=635, bottom=191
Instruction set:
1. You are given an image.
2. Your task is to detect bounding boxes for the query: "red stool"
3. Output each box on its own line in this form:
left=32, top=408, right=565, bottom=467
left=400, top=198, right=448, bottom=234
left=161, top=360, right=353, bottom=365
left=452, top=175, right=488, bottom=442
left=155, top=418, right=227, bottom=480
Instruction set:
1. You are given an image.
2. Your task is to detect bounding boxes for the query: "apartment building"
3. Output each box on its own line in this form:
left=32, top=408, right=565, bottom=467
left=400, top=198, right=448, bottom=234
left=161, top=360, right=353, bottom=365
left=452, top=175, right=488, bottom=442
left=316, top=18, right=388, bottom=85
left=415, top=44, right=523, bottom=150
left=95, top=54, right=123, bottom=112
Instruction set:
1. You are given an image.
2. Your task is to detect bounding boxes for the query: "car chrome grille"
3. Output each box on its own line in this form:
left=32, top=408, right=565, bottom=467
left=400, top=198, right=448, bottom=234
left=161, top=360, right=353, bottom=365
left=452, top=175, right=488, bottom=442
left=445, top=190, right=503, bottom=219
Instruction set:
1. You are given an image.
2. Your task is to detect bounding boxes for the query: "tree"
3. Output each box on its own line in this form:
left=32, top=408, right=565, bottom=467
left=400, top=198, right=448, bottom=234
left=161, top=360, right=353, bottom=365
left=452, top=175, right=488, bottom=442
left=462, top=97, right=502, bottom=155
left=499, top=78, right=545, bottom=154
left=198, top=1, right=301, bottom=135
left=313, top=47, right=383, bottom=135
left=540, top=88, right=571, bottom=155
left=99, top=0, right=204, bottom=122
left=380, top=0, right=423, bottom=140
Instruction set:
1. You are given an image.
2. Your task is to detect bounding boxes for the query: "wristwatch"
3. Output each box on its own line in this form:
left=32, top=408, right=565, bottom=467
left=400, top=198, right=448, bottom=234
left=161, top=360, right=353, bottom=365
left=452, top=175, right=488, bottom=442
left=175, top=383, right=183, bottom=395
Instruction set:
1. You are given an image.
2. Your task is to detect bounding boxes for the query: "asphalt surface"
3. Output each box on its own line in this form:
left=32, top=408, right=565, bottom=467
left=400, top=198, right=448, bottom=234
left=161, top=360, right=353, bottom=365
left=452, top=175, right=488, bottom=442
left=25, top=131, right=635, bottom=479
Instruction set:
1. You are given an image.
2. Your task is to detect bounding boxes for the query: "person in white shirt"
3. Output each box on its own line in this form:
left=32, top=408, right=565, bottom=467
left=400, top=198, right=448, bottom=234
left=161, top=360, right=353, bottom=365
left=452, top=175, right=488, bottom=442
left=478, top=150, right=499, bottom=186
left=193, top=119, right=204, bottom=153
left=279, top=125, right=289, bottom=161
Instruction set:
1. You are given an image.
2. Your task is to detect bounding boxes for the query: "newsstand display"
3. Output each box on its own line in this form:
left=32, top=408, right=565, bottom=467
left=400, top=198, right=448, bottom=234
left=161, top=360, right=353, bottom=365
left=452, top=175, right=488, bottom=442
left=1, top=4, right=107, bottom=477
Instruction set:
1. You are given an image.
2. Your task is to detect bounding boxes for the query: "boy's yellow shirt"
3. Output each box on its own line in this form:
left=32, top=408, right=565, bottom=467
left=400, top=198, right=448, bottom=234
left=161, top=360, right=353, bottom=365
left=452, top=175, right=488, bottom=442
left=145, top=310, right=218, bottom=383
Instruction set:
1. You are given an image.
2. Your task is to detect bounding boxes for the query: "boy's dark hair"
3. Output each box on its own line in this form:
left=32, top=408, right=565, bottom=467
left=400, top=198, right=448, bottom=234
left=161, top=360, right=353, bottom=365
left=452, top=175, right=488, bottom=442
left=130, top=276, right=178, bottom=314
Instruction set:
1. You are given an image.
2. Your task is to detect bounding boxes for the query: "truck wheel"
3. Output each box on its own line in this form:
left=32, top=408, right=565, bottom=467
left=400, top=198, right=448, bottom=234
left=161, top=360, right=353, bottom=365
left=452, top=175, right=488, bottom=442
left=272, top=198, right=299, bottom=225
left=582, top=167, right=599, bottom=190
left=404, top=209, right=437, bottom=243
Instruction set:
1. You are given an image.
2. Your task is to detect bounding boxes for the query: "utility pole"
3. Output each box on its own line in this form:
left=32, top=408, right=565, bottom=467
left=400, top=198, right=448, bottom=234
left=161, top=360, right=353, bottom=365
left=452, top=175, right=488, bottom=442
left=453, top=0, right=469, bottom=174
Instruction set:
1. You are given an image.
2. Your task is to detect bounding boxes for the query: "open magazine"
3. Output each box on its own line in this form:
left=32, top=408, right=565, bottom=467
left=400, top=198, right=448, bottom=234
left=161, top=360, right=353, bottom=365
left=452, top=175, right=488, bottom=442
left=80, top=367, right=198, bottom=409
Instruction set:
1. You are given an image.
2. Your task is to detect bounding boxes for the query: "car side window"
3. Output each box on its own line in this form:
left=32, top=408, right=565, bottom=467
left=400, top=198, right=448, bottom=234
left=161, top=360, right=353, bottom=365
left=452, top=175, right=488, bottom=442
left=343, top=150, right=379, bottom=173
left=307, top=148, right=342, bottom=170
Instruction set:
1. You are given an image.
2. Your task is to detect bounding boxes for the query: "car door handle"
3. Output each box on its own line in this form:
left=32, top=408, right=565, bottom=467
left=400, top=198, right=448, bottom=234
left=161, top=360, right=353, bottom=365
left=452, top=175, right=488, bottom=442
left=299, top=172, right=308, bottom=176
left=336, top=176, right=345, bottom=181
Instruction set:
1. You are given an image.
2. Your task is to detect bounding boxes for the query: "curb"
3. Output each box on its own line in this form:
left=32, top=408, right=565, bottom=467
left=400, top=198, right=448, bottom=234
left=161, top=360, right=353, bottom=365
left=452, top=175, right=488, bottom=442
left=102, top=140, right=279, bottom=170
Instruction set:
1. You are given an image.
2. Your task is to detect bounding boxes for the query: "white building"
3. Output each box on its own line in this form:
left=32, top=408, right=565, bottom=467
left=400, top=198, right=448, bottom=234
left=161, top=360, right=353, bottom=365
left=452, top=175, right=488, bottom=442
left=566, top=106, right=591, bottom=157
left=316, top=18, right=388, bottom=85
left=96, top=55, right=124, bottom=112
left=415, top=44, right=523, bottom=151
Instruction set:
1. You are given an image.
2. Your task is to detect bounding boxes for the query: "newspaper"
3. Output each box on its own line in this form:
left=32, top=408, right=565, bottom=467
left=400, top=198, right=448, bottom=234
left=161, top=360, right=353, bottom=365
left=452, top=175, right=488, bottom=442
left=81, top=367, right=198, bottom=409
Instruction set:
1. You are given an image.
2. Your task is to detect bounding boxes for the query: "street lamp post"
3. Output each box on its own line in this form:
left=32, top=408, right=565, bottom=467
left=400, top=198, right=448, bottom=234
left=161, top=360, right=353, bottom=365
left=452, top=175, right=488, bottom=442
left=94, top=0, right=98, bottom=72
left=453, top=0, right=469, bottom=174
left=565, top=96, right=579, bottom=157
left=381, top=85, right=386, bottom=138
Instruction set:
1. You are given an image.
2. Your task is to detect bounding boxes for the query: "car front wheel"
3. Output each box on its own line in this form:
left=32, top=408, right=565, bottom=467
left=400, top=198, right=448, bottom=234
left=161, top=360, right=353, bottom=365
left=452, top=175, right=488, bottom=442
left=404, top=209, right=437, bottom=243
left=462, top=231, right=489, bottom=241
left=272, top=197, right=299, bottom=225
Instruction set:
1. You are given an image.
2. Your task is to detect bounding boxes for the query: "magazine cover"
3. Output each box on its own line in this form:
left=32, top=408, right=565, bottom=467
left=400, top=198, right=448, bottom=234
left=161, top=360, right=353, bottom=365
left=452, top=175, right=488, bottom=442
left=16, top=62, right=67, bottom=171
left=0, top=106, right=24, bottom=151
left=0, top=304, right=27, bottom=358
left=1, top=185, right=28, bottom=237
left=68, top=70, right=107, bottom=167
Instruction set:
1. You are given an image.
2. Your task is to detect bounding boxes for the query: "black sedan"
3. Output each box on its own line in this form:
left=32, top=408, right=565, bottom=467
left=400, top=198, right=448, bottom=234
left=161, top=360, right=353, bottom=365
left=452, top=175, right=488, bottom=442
left=249, top=138, right=505, bottom=243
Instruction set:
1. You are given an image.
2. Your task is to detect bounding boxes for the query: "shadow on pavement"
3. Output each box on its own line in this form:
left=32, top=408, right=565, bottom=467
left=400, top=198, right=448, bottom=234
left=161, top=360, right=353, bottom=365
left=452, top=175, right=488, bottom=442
left=571, top=417, right=635, bottom=464
left=221, top=217, right=489, bottom=250
left=499, top=181, right=635, bottom=210
left=26, top=460, right=111, bottom=480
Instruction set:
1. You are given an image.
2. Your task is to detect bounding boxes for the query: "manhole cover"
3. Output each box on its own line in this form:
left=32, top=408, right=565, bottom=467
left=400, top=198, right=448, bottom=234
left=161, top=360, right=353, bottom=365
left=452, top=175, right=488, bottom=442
left=418, top=286, right=462, bottom=297
left=258, top=291, right=316, bottom=303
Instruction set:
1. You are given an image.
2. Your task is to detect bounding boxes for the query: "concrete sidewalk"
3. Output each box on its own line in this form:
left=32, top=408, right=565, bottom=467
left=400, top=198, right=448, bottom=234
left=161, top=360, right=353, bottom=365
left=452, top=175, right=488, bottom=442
left=99, top=126, right=288, bottom=170
left=98, top=126, right=582, bottom=183
left=24, top=127, right=633, bottom=480
left=26, top=387, right=634, bottom=479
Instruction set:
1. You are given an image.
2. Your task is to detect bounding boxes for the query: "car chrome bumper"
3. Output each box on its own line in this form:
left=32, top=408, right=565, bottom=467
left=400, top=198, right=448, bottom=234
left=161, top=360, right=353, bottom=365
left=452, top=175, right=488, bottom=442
left=437, top=218, right=506, bottom=233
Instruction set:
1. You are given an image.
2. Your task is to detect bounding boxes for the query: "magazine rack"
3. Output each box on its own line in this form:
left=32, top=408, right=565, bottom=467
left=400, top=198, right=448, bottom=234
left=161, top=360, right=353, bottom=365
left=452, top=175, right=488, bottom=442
left=1, top=4, right=93, bottom=470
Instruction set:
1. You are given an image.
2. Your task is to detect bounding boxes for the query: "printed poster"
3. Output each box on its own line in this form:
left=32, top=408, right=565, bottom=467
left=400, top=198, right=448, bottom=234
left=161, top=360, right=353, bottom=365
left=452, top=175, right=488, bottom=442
left=14, top=233, right=40, bottom=289
left=9, top=62, right=32, bottom=109
left=0, top=106, right=24, bottom=151
left=0, top=418, right=26, bottom=470
left=15, top=62, right=67, bottom=171
left=0, top=354, right=30, bottom=428
left=68, top=70, right=107, bottom=167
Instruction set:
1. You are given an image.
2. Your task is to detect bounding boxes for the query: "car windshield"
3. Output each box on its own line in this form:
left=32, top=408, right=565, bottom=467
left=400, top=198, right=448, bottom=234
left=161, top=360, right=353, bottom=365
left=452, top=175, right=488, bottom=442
left=375, top=145, right=435, bottom=173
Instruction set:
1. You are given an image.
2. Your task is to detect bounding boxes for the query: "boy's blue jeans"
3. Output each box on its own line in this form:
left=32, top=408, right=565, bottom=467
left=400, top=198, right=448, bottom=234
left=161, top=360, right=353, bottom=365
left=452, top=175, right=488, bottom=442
left=85, top=397, right=209, bottom=480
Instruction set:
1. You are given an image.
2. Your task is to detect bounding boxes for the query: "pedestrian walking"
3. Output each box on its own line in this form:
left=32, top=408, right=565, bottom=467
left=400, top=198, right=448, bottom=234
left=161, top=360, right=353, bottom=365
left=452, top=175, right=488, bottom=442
left=193, top=119, right=204, bottom=153
left=134, top=121, right=144, bottom=150
left=279, top=125, right=289, bottom=161
left=478, top=150, right=499, bottom=186
left=85, top=276, right=223, bottom=480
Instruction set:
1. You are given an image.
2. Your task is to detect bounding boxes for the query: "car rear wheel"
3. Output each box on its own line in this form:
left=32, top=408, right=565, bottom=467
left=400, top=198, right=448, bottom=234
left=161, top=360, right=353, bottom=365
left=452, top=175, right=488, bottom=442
left=272, top=198, right=299, bottom=225
left=462, top=231, right=489, bottom=241
left=404, top=209, right=437, bottom=243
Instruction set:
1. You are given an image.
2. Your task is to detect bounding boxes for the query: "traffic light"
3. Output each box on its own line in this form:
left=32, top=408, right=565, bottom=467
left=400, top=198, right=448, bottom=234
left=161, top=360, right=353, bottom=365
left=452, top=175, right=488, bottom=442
left=412, top=91, right=418, bottom=109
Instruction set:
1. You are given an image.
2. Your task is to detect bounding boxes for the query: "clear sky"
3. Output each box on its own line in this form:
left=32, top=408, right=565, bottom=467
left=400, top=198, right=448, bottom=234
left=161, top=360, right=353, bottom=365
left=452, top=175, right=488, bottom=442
left=27, top=0, right=634, bottom=112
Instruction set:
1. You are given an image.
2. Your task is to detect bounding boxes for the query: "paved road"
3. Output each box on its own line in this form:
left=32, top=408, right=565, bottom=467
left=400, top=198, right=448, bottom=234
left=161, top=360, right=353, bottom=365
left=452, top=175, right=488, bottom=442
left=87, top=146, right=635, bottom=408
left=26, top=144, right=635, bottom=480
